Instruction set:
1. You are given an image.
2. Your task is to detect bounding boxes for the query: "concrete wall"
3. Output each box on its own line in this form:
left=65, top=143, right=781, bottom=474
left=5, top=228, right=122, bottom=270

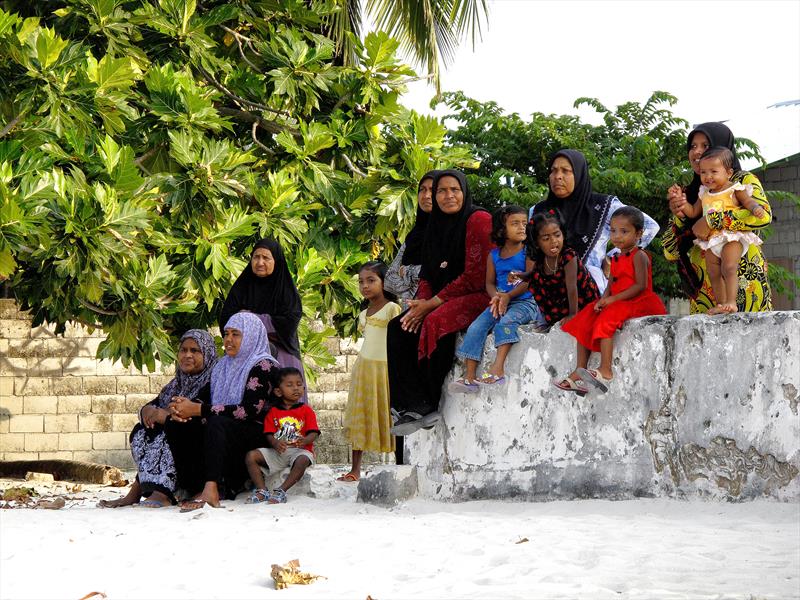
left=756, top=154, right=800, bottom=310
left=406, top=312, right=800, bottom=502
left=0, top=299, right=384, bottom=467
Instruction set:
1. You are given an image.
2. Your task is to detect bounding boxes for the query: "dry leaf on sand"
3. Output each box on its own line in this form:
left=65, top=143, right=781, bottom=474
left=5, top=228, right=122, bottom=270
left=78, top=592, right=107, bottom=600
left=515, top=537, right=529, bottom=544
left=270, top=559, right=324, bottom=590
left=35, top=497, right=66, bottom=510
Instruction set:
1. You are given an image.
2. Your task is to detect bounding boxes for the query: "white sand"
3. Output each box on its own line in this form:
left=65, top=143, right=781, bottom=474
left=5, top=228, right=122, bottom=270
left=1, top=482, right=798, bottom=600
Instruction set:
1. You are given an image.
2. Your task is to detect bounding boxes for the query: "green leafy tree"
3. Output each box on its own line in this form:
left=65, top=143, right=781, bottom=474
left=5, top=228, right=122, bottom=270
left=0, top=0, right=474, bottom=371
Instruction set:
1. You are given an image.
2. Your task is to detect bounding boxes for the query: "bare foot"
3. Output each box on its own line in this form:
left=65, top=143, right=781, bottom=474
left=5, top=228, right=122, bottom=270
left=98, top=480, right=141, bottom=508
left=179, top=481, right=221, bottom=511
left=720, top=303, right=738, bottom=313
left=138, top=491, right=172, bottom=508
left=707, top=304, right=726, bottom=315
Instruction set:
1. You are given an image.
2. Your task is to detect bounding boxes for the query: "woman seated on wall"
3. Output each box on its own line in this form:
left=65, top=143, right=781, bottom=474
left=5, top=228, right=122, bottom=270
left=219, top=238, right=307, bottom=402
left=388, top=169, right=493, bottom=437
left=98, top=330, right=217, bottom=508
left=531, top=149, right=659, bottom=293
left=384, top=171, right=437, bottom=303
left=663, top=122, right=772, bottom=313
left=171, top=313, right=279, bottom=510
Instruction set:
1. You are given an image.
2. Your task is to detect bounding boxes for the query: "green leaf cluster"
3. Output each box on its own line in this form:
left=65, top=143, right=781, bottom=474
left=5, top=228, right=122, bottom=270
left=1, top=1, right=473, bottom=370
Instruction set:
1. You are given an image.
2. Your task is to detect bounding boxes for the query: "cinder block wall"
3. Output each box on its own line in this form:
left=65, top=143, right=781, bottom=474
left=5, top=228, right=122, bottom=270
left=0, top=299, right=378, bottom=468
left=758, top=155, right=800, bottom=310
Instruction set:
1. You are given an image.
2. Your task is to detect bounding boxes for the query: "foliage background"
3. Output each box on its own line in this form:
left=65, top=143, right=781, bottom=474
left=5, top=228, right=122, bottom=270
left=0, top=0, right=476, bottom=372
left=1, top=1, right=796, bottom=373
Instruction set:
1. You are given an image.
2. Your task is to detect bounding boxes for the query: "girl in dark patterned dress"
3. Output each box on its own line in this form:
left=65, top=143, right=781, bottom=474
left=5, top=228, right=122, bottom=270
left=521, top=209, right=599, bottom=328
left=171, top=312, right=278, bottom=510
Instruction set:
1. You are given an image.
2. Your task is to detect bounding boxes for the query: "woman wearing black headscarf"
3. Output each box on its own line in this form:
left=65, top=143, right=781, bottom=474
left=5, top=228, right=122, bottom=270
left=388, top=170, right=493, bottom=437
left=663, top=122, right=772, bottom=313
left=531, top=150, right=659, bottom=292
left=219, top=238, right=306, bottom=400
left=384, top=171, right=437, bottom=303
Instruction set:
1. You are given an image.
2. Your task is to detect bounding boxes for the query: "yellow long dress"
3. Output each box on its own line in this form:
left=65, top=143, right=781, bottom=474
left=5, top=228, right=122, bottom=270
left=343, top=301, right=402, bottom=452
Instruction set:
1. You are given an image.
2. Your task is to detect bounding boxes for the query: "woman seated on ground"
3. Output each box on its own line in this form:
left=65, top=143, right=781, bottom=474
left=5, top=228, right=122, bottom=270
left=218, top=238, right=307, bottom=402
left=531, top=149, right=659, bottom=293
left=663, top=122, right=772, bottom=313
left=388, top=169, right=493, bottom=436
left=98, top=330, right=217, bottom=508
left=171, top=313, right=278, bottom=510
left=384, top=171, right=437, bottom=304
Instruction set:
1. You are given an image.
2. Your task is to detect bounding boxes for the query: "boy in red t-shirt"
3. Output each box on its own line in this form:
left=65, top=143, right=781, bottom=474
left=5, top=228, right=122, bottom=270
left=244, top=367, right=320, bottom=504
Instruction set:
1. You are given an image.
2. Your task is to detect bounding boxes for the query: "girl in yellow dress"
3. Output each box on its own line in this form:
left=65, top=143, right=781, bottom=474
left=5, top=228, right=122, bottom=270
left=339, top=261, right=402, bottom=481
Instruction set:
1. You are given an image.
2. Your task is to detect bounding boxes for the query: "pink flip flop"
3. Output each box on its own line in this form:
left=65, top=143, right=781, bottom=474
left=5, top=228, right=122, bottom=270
left=552, top=376, right=588, bottom=396
left=576, top=368, right=612, bottom=393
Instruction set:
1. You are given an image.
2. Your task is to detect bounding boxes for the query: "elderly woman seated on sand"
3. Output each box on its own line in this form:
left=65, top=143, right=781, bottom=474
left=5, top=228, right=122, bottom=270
left=99, top=330, right=217, bottom=508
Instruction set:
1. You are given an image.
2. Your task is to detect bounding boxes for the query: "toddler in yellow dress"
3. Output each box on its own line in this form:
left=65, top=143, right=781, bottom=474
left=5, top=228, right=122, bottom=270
left=681, top=147, right=765, bottom=314
left=338, top=261, right=401, bottom=481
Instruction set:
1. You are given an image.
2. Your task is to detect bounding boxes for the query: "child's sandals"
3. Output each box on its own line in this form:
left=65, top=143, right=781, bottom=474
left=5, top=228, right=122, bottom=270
left=268, top=489, right=287, bottom=504
left=246, top=488, right=270, bottom=504
left=552, top=375, right=588, bottom=396
left=448, top=378, right=479, bottom=394
left=576, top=368, right=612, bottom=394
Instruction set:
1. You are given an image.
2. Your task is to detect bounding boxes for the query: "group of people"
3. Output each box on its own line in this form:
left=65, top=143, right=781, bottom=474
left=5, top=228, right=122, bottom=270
left=102, top=122, right=773, bottom=505
left=100, top=241, right=319, bottom=509
left=383, top=122, right=771, bottom=436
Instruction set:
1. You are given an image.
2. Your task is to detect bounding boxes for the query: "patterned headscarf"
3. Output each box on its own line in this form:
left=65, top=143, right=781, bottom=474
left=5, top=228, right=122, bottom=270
left=155, top=330, right=217, bottom=409
left=211, top=312, right=276, bottom=406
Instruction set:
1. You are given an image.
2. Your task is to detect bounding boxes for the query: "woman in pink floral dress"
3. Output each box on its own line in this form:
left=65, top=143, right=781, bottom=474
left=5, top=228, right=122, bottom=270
left=171, top=312, right=278, bottom=510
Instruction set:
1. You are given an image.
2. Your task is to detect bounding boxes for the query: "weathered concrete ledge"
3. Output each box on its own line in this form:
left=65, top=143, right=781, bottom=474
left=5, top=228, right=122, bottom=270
left=405, top=311, right=800, bottom=502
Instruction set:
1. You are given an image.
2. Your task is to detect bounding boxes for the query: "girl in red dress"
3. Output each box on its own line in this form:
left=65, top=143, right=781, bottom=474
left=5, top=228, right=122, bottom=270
left=559, top=206, right=666, bottom=394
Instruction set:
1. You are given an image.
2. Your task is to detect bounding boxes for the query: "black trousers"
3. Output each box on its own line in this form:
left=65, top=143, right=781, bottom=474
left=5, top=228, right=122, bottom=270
left=387, top=315, right=457, bottom=417
left=203, top=416, right=264, bottom=499
left=164, top=418, right=206, bottom=496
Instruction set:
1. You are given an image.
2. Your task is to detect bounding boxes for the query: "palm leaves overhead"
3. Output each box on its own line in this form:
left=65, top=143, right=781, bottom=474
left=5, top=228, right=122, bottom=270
left=331, top=0, right=489, bottom=90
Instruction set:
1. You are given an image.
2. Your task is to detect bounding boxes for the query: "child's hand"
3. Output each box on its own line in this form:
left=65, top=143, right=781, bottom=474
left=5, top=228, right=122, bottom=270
left=489, top=294, right=501, bottom=318
left=594, top=297, right=612, bottom=312
left=507, top=270, right=528, bottom=285
left=748, top=203, right=766, bottom=218
left=273, top=439, right=289, bottom=454
left=496, top=293, right=510, bottom=316
left=692, top=218, right=711, bottom=241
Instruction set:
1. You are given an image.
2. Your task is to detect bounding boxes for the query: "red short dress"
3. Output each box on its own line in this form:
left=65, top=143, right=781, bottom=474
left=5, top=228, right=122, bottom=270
left=562, top=248, right=666, bottom=352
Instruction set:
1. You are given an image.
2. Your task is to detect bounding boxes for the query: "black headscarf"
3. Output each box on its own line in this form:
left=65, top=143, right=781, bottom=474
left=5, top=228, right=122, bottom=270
left=420, top=170, right=487, bottom=295
left=218, top=238, right=302, bottom=357
left=532, top=149, right=612, bottom=262
left=401, top=170, right=438, bottom=266
left=684, top=122, right=742, bottom=207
